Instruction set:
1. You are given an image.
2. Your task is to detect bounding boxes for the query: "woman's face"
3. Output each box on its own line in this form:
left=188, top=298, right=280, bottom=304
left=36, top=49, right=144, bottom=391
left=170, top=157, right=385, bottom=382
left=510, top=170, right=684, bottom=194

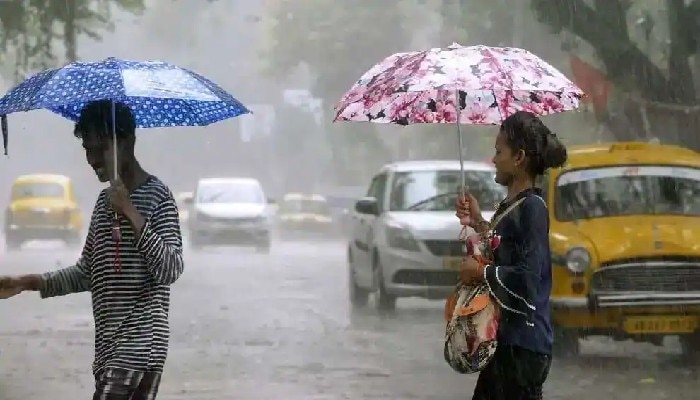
left=492, top=131, right=520, bottom=186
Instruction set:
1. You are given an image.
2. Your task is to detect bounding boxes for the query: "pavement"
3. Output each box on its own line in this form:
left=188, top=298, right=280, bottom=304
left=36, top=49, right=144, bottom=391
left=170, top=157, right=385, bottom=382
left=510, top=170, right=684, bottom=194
left=0, top=238, right=698, bottom=399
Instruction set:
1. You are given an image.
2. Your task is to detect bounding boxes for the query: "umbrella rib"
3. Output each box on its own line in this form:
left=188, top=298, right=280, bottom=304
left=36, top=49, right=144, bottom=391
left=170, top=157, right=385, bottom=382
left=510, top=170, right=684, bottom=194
left=24, top=69, right=62, bottom=112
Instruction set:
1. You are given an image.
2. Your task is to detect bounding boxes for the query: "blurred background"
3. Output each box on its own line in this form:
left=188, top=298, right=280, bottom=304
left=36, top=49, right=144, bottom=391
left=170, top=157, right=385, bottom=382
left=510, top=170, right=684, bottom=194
left=1, top=1, right=699, bottom=399
left=1, top=0, right=696, bottom=203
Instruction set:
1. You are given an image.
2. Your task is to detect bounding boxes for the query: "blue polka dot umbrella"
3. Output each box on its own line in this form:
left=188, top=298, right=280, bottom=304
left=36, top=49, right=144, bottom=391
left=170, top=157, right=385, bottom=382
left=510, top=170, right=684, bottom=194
left=0, top=57, right=251, bottom=155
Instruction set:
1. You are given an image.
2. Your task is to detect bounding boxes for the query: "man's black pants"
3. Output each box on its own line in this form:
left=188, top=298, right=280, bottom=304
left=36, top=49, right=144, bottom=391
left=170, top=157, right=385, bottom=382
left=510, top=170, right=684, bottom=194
left=93, top=367, right=162, bottom=400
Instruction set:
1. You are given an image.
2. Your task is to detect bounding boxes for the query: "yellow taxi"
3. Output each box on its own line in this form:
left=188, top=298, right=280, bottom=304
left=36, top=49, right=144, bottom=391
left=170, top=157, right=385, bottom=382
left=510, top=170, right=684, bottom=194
left=540, top=142, right=700, bottom=356
left=4, top=174, right=83, bottom=249
left=276, top=193, right=335, bottom=238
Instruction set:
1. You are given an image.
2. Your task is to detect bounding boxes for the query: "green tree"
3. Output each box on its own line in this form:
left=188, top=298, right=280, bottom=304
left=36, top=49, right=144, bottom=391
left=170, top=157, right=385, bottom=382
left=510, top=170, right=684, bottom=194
left=261, top=0, right=420, bottom=181
left=0, top=0, right=145, bottom=82
left=440, top=0, right=524, bottom=46
left=531, top=0, right=700, bottom=149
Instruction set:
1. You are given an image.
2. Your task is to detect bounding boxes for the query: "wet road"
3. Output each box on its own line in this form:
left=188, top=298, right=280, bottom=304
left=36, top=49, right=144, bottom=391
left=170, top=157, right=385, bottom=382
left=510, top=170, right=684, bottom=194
left=0, top=239, right=698, bottom=399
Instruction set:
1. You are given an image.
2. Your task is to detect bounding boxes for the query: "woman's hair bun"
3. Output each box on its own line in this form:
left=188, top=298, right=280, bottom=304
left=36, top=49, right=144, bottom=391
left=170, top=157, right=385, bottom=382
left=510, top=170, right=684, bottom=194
left=501, top=111, right=568, bottom=176
left=543, top=132, right=567, bottom=170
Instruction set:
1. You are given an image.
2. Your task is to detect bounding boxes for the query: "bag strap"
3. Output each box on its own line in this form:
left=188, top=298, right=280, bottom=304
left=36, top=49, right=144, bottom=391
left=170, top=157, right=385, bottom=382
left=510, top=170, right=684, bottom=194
left=488, top=196, right=527, bottom=231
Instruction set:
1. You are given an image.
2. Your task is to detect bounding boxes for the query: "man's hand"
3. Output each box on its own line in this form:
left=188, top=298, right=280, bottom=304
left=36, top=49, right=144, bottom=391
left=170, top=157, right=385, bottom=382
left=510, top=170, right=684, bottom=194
left=0, top=275, right=41, bottom=299
left=108, top=180, right=133, bottom=215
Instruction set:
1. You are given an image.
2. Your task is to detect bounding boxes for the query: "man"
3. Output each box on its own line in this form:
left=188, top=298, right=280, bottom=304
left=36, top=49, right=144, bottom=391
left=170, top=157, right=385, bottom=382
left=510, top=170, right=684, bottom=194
left=0, top=100, right=184, bottom=399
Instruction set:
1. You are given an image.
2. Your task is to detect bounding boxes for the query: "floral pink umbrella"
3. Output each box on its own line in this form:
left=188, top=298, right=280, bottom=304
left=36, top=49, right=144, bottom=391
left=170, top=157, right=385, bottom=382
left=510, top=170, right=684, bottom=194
left=334, top=43, right=585, bottom=186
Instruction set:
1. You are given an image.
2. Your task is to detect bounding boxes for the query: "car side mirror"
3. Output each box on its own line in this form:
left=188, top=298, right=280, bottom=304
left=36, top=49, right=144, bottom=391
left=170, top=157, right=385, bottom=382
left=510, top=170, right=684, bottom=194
left=355, top=197, right=379, bottom=215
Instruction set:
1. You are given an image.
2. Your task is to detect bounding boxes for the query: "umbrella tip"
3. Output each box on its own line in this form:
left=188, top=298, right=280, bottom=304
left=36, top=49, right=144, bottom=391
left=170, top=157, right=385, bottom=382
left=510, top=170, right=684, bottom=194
left=1, top=114, right=7, bottom=156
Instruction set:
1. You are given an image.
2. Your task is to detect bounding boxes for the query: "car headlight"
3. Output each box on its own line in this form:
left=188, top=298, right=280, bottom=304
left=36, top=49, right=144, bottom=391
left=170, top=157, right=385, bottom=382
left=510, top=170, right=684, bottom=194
left=386, top=225, right=420, bottom=251
left=566, top=247, right=591, bottom=273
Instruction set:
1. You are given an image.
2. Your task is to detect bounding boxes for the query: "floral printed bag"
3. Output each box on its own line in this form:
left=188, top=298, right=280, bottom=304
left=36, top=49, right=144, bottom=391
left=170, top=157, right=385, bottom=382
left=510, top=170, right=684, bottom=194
left=443, top=197, right=526, bottom=374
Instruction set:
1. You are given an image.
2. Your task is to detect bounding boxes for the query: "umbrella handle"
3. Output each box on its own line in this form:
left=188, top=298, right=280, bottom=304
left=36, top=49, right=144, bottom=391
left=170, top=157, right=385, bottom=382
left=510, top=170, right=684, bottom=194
left=455, top=90, right=465, bottom=194
left=110, top=101, right=120, bottom=224
left=111, top=101, right=118, bottom=182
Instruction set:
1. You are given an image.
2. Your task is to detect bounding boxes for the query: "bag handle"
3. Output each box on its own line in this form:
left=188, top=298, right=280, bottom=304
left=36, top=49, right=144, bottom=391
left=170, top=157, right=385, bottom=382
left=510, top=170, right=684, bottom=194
left=448, top=196, right=532, bottom=323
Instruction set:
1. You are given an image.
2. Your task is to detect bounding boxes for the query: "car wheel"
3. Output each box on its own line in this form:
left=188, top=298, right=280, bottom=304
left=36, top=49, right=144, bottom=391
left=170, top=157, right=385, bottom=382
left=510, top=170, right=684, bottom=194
left=189, top=236, right=204, bottom=251
left=348, top=249, right=369, bottom=308
left=256, top=242, right=271, bottom=254
left=552, top=326, right=580, bottom=358
left=5, top=236, right=22, bottom=251
left=63, top=232, right=81, bottom=248
left=680, top=331, right=700, bottom=361
left=255, top=234, right=271, bottom=254
left=372, top=254, right=396, bottom=312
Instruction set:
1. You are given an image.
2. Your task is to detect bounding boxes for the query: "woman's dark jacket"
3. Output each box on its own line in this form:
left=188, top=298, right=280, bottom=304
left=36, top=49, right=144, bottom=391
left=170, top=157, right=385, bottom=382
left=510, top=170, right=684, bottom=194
left=484, top=187, right=553, bottom=355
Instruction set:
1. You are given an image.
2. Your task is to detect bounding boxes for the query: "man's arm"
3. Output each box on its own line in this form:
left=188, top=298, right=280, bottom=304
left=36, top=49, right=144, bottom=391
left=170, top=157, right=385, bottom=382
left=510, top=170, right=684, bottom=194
left=127, top=194, right=184, bottom=285
left=13, top=197, right=99, bottom=298
left=38, top=261, right=91, bottom=298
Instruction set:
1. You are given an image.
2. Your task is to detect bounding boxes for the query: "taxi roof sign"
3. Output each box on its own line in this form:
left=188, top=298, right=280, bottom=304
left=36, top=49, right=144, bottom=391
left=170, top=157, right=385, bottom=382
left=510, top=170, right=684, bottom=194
left=608, top=142, right=652, bottom=152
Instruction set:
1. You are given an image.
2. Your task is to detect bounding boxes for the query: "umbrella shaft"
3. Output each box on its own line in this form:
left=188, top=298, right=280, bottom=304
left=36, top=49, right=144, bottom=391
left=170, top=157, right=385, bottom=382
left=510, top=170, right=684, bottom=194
left=455, top=90, right=465, bottom=193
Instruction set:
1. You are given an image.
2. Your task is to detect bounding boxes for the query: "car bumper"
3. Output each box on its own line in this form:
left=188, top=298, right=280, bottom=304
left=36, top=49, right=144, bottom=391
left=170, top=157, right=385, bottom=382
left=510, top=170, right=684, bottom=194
left=379, top=248, right=458, bottom=299
left=277, top=222, right=336, bottom=237
left=551, top=293, right=700, bottom=336
left=190, top=223, right=269, bottom=245
left=552, top=291, right=700, bottom=309
left=6, top=224, right=79, bottom=239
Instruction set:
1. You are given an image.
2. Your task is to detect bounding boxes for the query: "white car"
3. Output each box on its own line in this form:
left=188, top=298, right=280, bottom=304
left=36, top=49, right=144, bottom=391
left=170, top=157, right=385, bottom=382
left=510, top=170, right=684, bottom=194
left=184, top=177, right=274, bottom=253
left=174, top=192, right=193, bottom=225
left=347, top=160, right=506, bottom=311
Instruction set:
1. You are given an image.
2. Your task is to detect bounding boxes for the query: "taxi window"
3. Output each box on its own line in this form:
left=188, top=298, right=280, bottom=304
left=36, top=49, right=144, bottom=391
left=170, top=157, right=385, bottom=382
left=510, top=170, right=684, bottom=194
left=555, top=165, right=700, bottom=220
left=12, top=182, right=65, bottom=200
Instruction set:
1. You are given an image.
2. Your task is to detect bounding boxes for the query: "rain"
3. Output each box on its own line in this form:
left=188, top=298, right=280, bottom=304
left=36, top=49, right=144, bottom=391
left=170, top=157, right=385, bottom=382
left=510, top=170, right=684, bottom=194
left=0, top=0, right=699, bottom=399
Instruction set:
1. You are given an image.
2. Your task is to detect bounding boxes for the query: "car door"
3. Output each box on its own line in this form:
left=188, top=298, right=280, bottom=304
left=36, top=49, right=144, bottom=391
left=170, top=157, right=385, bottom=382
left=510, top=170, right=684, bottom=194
left=352, top=173, right=388, bottom=286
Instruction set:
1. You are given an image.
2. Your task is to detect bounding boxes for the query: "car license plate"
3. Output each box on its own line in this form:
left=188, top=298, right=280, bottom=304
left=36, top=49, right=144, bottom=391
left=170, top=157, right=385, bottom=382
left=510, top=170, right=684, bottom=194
left=442, top=257, right=462, bottom=271
left=622, top=316, right=698, bottom=334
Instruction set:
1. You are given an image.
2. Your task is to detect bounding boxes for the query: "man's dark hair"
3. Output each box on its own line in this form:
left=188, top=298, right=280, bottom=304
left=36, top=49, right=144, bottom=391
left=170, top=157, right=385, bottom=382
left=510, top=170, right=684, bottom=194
left=500, top=111, right=568, bottom=177
left=74, top=100, right=136, bottom=143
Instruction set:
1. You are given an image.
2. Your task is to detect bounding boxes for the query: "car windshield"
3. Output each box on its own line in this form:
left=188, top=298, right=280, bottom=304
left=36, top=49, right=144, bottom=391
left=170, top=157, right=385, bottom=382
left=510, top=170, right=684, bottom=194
left=555, top=165, right=700, bottom=220
left=197, top=182, right=264, bottom=204
left=280, top=199, right=331, bottom=215
left=389, top=169, right=505, bottom=212
left=12, top=182, right=65, bottom=200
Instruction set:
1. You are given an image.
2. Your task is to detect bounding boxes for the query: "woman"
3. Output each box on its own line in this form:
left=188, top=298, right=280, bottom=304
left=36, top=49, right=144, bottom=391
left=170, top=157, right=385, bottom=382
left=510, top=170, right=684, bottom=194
left=456, top=111, right=567, bottom=400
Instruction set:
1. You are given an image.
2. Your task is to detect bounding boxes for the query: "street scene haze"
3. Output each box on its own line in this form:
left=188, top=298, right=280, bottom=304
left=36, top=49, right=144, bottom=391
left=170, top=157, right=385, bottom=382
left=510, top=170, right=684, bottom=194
left=1, top=1, right=699, bottom=399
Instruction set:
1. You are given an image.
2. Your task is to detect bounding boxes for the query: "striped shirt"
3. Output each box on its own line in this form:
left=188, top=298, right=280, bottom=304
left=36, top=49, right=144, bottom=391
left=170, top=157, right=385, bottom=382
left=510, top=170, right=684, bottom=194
left=39, top=176, right=184, bottom=375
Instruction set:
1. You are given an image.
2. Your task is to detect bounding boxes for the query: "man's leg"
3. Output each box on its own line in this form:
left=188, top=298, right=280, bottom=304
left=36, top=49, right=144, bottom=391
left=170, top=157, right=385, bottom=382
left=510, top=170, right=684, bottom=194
left=93, top=368, right=161, bottom=400
left=131, top=371, right=162, bottom=400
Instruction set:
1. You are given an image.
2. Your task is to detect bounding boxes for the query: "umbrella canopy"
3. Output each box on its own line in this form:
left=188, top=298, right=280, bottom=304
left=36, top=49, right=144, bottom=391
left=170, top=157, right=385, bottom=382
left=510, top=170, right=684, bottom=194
left=334, top=44, right=584, bottom=125
left=0, top=57, right=250, bottom=155
left=0, top=57, right=249, bottom=127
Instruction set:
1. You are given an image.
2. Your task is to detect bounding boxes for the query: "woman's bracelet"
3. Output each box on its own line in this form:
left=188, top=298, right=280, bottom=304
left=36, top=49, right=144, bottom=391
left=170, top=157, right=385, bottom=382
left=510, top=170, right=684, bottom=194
left=474, top=219, right=489, bottom=233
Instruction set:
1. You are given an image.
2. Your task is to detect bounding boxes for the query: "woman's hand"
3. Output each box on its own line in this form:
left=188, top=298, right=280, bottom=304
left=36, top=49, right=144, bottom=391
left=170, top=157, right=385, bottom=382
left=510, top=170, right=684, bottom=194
left=455, top=193, right=485, bottom=229
left=459, top=256, right=489, bottom=284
